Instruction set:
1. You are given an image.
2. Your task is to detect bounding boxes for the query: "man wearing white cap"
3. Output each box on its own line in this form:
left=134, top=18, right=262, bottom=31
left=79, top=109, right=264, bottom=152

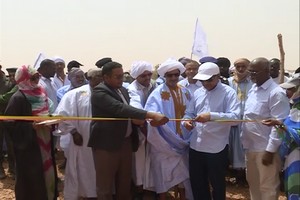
left=127, top=61, right=156, bottom=199
left=52, top=57, right=70, bottom=90
left=54, top=68, right=103, bottom=199
left=144, top=58, right=193, bottom=200
left=183, top=62, right=240, bottom=200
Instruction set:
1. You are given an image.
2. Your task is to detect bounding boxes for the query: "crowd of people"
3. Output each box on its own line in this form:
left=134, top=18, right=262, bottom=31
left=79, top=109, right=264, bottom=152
left=0, top=55, right=299, bottom=200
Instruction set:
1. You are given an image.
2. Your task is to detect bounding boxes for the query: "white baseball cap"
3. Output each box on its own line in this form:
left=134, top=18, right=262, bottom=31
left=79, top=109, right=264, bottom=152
left=193, top=62, right=220, bottom=80
left=280, top=73, right=300, bottom=89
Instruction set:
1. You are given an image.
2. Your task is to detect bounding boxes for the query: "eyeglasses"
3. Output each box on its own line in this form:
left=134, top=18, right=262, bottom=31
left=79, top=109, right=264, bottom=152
left=200, top=75, right=217, bottom=83
left=139, top=73, right=152, bottom=78
left=247, top=70, right=263, bottom=76
left=165, top=73, right=180, bottom=78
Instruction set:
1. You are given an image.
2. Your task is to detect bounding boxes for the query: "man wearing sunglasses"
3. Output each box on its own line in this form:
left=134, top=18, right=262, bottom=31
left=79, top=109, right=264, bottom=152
left=183, top=62, right=240, bottom=200
left=144, top=58, right=193, bottom=200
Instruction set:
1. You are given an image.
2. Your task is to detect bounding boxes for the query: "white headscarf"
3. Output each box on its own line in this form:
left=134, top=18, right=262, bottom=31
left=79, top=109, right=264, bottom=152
left=130, top=61, right=153, bottom=79
left=157, top=58, right=185, bottom=77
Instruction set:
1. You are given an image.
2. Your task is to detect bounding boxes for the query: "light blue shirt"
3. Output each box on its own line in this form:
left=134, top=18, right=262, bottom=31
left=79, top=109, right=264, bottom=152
left=39, top=76, right=58, bottom=112
left=57, top=85, right=71, bottom=103
left=178, top=78, right=202, bottom=95
left=241, top=78, right=290, bottom=152
left=183, top=82, right=240, bottom=153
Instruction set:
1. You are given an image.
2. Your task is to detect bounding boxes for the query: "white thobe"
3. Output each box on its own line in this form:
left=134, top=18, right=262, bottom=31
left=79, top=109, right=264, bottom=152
left=55, top=84, right=96, bottom=199
left=127, top=80, right=156, bottom=186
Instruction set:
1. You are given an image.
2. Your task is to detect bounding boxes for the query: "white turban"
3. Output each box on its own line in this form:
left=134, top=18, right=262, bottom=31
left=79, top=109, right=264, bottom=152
left=157, top=58, right=185, bottom=77
left=53, top=56, right=65, bottom=64
left=130, top=61, right=153, bottom=79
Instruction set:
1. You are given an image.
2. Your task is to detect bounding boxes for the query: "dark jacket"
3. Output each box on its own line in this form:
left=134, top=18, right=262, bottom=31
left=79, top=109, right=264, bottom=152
left=4, top=90, right=58, bottom=200
left=88, top=83, right=147, bottom=151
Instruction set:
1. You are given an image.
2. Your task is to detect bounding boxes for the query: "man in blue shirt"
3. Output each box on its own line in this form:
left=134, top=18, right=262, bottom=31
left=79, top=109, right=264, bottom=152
left=183, top=62, right=240, bottom=200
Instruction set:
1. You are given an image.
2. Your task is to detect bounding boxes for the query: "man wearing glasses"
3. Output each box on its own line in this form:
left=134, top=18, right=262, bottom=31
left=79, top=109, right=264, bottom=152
left=241, top=57, right=290, bottom=200
left=183, top=62, right=240, bottom=200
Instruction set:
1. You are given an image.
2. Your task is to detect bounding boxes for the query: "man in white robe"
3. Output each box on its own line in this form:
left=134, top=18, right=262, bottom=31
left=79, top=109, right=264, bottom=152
left=55, top=68, right=103, bottom=199
left=127, top=61, right=156, bottom=198
left=144, top=58, right=193, bottom=200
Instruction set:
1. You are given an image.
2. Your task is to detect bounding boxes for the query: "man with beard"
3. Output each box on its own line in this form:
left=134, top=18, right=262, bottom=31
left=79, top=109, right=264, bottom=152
left=227, top=58, right=253, bottom=184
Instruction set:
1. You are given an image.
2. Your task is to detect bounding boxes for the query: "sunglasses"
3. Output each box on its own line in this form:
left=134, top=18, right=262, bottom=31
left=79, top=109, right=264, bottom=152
left=200, top=75, right=217, bottom=83
left=165, top=73, right=180, bottom=78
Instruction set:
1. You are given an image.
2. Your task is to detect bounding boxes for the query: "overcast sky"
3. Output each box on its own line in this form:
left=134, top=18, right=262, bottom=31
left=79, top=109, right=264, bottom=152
left=0, top=0, right=299, bottom=72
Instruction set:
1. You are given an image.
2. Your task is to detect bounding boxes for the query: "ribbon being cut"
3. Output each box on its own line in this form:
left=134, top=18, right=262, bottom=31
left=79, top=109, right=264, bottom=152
left=0, top=115, right=265, bottom=123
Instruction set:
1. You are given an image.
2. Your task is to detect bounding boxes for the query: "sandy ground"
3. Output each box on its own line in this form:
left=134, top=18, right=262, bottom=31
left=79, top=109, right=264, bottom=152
left=0, top=152, right=287, bottom=200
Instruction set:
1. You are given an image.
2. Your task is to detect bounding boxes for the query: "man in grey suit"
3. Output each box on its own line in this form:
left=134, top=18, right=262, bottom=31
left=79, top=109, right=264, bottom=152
left=88, top=61, right=168, bottom=200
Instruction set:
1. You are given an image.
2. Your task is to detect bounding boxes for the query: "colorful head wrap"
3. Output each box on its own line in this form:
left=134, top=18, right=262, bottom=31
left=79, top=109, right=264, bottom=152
left=15, top=65, right=49, bottom=116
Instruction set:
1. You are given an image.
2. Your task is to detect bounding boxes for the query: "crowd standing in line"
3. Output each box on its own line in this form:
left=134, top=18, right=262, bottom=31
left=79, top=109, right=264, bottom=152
left=0, top=55, right=299, bottom=200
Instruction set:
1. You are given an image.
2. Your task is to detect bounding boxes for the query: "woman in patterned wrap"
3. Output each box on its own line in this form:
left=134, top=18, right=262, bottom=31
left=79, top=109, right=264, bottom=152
left=4, top=65, right=57, bottom=200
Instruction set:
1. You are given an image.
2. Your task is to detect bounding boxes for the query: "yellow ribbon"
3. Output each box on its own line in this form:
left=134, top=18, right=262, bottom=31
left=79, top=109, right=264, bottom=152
left=0, top=115, right=261, bottom=123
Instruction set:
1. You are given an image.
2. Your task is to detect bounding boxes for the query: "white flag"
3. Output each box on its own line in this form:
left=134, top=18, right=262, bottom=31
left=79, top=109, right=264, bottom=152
left=192, top=18, right=209, bottom=59
left=33, top=52, right=47, bottom=70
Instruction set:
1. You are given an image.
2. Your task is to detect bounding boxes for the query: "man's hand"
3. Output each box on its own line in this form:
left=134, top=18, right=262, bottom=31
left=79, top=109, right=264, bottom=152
left=261, top=119, right=282, bottom=127
left=194, top=113, right=210, bottom=123
left=262, top=151, right=274, bottom=166
left=72, top=132, right=83, bottom=146
left=148, top=112, right=169, bottom=127
left=183, top=120, right=194, bottom=131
